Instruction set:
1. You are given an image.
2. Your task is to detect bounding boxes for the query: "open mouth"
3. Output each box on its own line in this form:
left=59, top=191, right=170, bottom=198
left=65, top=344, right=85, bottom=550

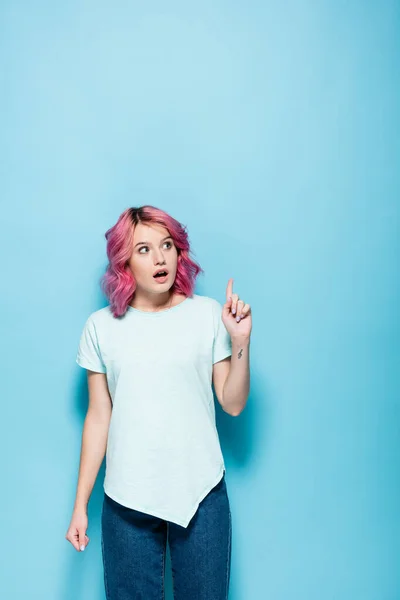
left=153, top=270, right=168, bottom=278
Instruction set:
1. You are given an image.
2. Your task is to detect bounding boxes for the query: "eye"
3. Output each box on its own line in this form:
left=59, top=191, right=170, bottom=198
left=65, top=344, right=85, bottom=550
left=138, top=241, right=173, bottom=254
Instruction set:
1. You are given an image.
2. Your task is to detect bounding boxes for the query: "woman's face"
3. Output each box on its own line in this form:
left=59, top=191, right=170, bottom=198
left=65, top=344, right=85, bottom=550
left=127, top=223, right=178, bottom=294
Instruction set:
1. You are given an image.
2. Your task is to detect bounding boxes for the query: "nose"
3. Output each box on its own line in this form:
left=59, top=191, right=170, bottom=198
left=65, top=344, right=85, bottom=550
left=154, top=249, right=166, bottom=265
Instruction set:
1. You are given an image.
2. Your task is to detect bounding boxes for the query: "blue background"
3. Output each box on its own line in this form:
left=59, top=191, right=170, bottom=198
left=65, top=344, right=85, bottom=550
left=2, top=1, right=399, bottom=598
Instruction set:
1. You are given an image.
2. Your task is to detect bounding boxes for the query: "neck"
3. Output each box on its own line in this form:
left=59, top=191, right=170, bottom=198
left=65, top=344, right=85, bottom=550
left=129, top=290, right=174, bottom=312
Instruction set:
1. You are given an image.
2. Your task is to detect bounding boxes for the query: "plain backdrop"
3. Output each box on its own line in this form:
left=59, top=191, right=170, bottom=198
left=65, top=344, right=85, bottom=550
left=1, top=1, right=399, bottom=599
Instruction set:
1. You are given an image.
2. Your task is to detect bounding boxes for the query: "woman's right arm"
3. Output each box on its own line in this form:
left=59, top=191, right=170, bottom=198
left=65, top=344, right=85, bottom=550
left=65, top=370, right=112, bottom=552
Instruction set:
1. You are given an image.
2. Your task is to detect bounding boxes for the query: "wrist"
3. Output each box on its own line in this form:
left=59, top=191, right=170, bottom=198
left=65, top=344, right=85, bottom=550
left=230, top=335, right=250, bottom=345
left=74, top=499, right=88, bottom=513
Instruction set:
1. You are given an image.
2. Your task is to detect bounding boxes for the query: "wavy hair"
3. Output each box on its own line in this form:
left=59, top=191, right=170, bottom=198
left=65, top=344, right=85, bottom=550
left=100, top=206, right=204, bottom=318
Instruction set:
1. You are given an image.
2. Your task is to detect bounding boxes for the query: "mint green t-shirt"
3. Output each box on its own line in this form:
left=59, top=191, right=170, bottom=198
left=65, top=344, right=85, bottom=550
left=76, top=293, right=232, bottom=527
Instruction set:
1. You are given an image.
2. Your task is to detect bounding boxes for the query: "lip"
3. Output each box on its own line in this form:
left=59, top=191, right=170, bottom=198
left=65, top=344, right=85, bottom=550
left=153, top=274, right=168, bottom=284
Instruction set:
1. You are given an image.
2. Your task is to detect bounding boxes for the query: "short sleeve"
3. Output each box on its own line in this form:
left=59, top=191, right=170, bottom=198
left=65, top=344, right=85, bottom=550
left=76, top=316, right=107, bottom=373
left=212, top=300, right=232, bottom=364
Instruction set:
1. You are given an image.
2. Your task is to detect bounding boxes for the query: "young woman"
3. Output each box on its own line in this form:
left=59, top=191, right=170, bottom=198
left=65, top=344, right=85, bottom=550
left=65, top=205, right=252, bottom=599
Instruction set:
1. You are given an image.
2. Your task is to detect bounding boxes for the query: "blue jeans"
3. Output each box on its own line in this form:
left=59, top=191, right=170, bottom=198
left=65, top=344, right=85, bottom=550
left=101, top=473, right=232, bottom=599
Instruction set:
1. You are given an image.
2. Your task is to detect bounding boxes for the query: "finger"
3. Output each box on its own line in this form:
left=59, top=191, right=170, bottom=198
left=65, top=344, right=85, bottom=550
left=231, top=294, right=239, bottom=315
left=223, top=295, right=233, bottom=315
left=226, top=278, right=234, bottom=303
left=240, top=304, right=251, bottom=319
left=65, top=529, right=80, bottom=552
left=235, top=300, right=245, bottom=321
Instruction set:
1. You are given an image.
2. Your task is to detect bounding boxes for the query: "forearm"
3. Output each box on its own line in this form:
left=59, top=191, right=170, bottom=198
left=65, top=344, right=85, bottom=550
left=222, top=336, right=250, bottom=416
left=73, top=412, right=110, bottom=512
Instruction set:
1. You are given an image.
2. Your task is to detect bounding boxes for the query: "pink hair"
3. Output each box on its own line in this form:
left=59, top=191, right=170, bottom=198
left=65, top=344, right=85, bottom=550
left=100, top=206, right=204, bottom=318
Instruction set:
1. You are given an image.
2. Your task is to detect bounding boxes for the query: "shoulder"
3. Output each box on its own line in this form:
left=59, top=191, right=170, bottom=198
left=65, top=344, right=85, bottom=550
left=191, top=294, right=222, bottom=310
left=190, top=294, right=224, bottom=323
left=84, top=305, right=116, bottom=328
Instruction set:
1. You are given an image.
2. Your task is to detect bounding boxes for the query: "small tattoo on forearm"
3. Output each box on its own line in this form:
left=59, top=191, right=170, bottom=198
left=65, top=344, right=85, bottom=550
left=238, top=348, right=243, bottom=359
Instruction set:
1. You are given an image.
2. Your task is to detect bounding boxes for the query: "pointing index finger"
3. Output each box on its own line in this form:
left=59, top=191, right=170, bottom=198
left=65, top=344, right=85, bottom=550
left=226, top=278, right=233, bottom=301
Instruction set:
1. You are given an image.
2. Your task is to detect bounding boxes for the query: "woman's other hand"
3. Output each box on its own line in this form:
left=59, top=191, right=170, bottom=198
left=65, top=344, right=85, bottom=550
left=65, top=509, right=90, bottom=552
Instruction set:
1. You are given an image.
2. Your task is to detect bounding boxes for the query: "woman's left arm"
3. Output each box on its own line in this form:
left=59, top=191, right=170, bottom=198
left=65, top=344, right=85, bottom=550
left=214, top=278, right=252, bottom=416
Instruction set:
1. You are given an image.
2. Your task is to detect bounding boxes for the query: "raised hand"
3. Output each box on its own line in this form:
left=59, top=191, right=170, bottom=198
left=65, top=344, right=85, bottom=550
left=222, top=278, right=252, bottom=339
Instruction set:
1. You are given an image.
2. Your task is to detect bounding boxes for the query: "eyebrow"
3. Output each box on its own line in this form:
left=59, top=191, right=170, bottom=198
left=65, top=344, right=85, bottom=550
left=134, top=235, right=172, bottom=248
